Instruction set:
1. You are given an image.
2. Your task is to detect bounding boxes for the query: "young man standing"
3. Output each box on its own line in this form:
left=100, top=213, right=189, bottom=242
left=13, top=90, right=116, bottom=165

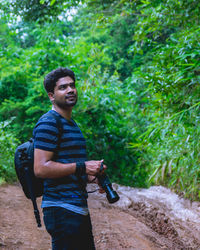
left=33, top=67, right=106, bottom=249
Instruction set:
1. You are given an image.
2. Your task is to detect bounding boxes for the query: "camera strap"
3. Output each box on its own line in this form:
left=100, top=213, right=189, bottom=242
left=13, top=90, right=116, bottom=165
left=86, top=162, right=104, bottom=194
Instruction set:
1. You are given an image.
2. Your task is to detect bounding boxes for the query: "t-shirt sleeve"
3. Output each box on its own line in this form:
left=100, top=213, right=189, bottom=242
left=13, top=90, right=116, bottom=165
left=33, top=117, right=59, bottom=152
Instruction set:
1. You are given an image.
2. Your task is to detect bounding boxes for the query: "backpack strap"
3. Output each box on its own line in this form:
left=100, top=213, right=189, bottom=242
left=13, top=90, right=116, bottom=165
left=25, top=165, right=42, bottom=227
left=47, top=112, right=63, bottom=159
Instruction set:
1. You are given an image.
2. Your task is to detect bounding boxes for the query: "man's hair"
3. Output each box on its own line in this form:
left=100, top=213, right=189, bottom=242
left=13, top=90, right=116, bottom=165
left=44, top=67, right=76, bottom=93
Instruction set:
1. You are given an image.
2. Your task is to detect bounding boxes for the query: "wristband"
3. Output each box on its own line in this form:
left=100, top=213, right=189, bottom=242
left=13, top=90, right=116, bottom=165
left=75, top=162, right=86, bottom=176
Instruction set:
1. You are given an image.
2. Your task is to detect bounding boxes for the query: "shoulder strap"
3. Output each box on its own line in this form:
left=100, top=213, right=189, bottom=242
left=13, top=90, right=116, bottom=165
left=45, top=111, right=63, bottom=158
left=44, top=111, right=63, bottom=134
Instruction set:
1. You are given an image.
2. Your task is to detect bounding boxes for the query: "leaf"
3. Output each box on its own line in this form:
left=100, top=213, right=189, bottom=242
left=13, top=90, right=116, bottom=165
left=50, top=0, right=57, bottom=6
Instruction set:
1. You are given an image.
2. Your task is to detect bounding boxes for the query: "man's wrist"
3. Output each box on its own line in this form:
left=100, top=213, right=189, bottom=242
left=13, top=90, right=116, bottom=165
left=75, top=162, right=86, bottom=176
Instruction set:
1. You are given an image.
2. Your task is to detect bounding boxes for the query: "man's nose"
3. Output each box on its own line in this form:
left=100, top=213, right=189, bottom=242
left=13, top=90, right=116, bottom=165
left=66, top=89, right=75, bottom=96
left=67, top=86, right=74, bottom=93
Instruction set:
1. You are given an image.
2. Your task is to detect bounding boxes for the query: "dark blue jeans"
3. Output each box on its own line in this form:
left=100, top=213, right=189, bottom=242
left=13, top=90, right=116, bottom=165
left=43, top=207, right=96, bottom=250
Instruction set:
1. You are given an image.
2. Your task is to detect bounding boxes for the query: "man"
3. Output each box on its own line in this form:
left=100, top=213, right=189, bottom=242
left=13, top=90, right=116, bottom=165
left=33, top=67, right=106, bottom=250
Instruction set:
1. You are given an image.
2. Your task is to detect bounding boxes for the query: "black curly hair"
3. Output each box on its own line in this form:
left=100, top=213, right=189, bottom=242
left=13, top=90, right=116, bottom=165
left=44, top=67, right=76, bottom=93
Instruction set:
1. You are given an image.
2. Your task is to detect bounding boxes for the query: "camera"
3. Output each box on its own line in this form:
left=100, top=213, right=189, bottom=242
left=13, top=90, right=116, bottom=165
left=97, top=163, right=120, bottom=203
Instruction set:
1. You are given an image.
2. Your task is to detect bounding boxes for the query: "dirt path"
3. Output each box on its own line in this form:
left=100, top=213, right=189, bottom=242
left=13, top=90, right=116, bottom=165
left=0, top=184, right=199, bottom=250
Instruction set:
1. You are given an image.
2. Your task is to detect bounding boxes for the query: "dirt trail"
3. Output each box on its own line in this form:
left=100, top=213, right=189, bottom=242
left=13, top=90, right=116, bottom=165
left=0, top=183, right=200, bottom=250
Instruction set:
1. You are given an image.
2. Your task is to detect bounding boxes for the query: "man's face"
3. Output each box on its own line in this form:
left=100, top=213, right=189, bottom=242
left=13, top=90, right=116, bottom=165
left=49, top=76, right=78, bottom=109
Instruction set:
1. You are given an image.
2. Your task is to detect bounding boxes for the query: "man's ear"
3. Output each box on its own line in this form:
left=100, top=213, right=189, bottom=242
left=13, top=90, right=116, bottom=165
left=48, top=92, right=54, bottom=102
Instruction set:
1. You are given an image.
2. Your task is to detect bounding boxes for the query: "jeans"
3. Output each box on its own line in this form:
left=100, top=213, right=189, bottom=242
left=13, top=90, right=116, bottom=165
left=43, top=207, right=96, bottom=250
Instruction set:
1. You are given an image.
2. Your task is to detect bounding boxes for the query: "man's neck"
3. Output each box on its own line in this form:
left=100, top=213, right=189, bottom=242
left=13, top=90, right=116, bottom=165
left=52, top=105, right=72, bottom=121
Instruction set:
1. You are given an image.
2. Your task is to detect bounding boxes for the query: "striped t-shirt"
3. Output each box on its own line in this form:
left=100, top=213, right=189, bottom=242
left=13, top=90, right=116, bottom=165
left=33, top=110, right=89, bottom=215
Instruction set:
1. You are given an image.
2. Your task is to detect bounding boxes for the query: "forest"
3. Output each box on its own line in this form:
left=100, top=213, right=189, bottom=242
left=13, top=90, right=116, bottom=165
left=0, top=0, right=199, bottom=200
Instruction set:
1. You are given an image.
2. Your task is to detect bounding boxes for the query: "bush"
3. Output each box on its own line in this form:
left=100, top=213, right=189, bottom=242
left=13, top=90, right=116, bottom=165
left=0, top=119, right=18, bottom=183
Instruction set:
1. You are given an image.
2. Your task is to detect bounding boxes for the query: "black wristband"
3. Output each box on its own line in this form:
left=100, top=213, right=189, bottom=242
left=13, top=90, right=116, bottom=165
left=75, top=162, right=86, bottom=176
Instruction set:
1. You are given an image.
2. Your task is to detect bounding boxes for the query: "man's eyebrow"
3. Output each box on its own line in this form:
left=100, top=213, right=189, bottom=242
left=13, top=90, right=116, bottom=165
left=59, top=82, right=75, bottom=86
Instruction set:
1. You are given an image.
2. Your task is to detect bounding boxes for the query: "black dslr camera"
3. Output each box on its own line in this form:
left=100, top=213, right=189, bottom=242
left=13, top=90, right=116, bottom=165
left=97, top=162, right=120, bottom=204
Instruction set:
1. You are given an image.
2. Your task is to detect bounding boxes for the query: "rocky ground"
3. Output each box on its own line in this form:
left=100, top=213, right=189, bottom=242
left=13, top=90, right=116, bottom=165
left=0, top=183, right=200, bottom=250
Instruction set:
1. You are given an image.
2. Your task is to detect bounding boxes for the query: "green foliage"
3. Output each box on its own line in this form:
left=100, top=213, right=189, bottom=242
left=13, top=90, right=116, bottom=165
left=129, top=0, right=200, bottom=199
left=0, top=0, right=199, bottom=200
left=0, top=119, right=18, bottom=182
left=75, top=70, right=148, bottom=186
left=9, top=0, right=81, bottom=23
left=131, top=103, right=200, bottom=199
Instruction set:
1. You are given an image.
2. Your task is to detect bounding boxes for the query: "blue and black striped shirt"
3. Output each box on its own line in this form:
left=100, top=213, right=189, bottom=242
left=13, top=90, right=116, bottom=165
left=33, top=110, right=89, bottom=215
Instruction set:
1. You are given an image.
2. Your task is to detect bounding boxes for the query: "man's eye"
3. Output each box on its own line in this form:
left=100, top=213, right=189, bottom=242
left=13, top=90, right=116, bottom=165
left=70, top=83, right=75, bottom=88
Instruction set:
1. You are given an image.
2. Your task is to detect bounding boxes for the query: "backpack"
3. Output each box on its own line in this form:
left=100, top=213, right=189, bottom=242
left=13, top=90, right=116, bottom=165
left=14, top=112, right=62, bottom=227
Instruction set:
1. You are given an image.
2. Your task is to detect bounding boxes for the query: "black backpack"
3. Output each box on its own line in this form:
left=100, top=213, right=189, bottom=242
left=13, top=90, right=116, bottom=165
left=14, top=112, right=62, bottom=227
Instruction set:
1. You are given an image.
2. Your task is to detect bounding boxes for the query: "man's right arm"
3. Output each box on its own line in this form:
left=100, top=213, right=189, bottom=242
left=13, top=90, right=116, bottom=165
left=34, top=148, right=106, bottom=179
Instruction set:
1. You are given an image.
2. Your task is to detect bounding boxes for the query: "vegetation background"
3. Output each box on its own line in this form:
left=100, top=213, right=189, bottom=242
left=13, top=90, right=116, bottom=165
left=0, top=0, right=199, bottom=200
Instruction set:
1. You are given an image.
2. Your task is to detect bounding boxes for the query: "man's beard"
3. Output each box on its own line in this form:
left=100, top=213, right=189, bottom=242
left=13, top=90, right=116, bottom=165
left=54, top=96, right=77, bottom=109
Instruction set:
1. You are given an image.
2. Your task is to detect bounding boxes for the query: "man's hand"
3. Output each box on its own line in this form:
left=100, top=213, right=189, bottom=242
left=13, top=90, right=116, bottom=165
left=87, top=174, right=105, bottom=193
left=85, top=160, right=106, bottom=176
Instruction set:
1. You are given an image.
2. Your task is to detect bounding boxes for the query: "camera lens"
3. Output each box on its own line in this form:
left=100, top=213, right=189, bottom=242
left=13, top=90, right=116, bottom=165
left=97, top=173, right=120, bottom=204
left=105, top=184, right=120, bottom=203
